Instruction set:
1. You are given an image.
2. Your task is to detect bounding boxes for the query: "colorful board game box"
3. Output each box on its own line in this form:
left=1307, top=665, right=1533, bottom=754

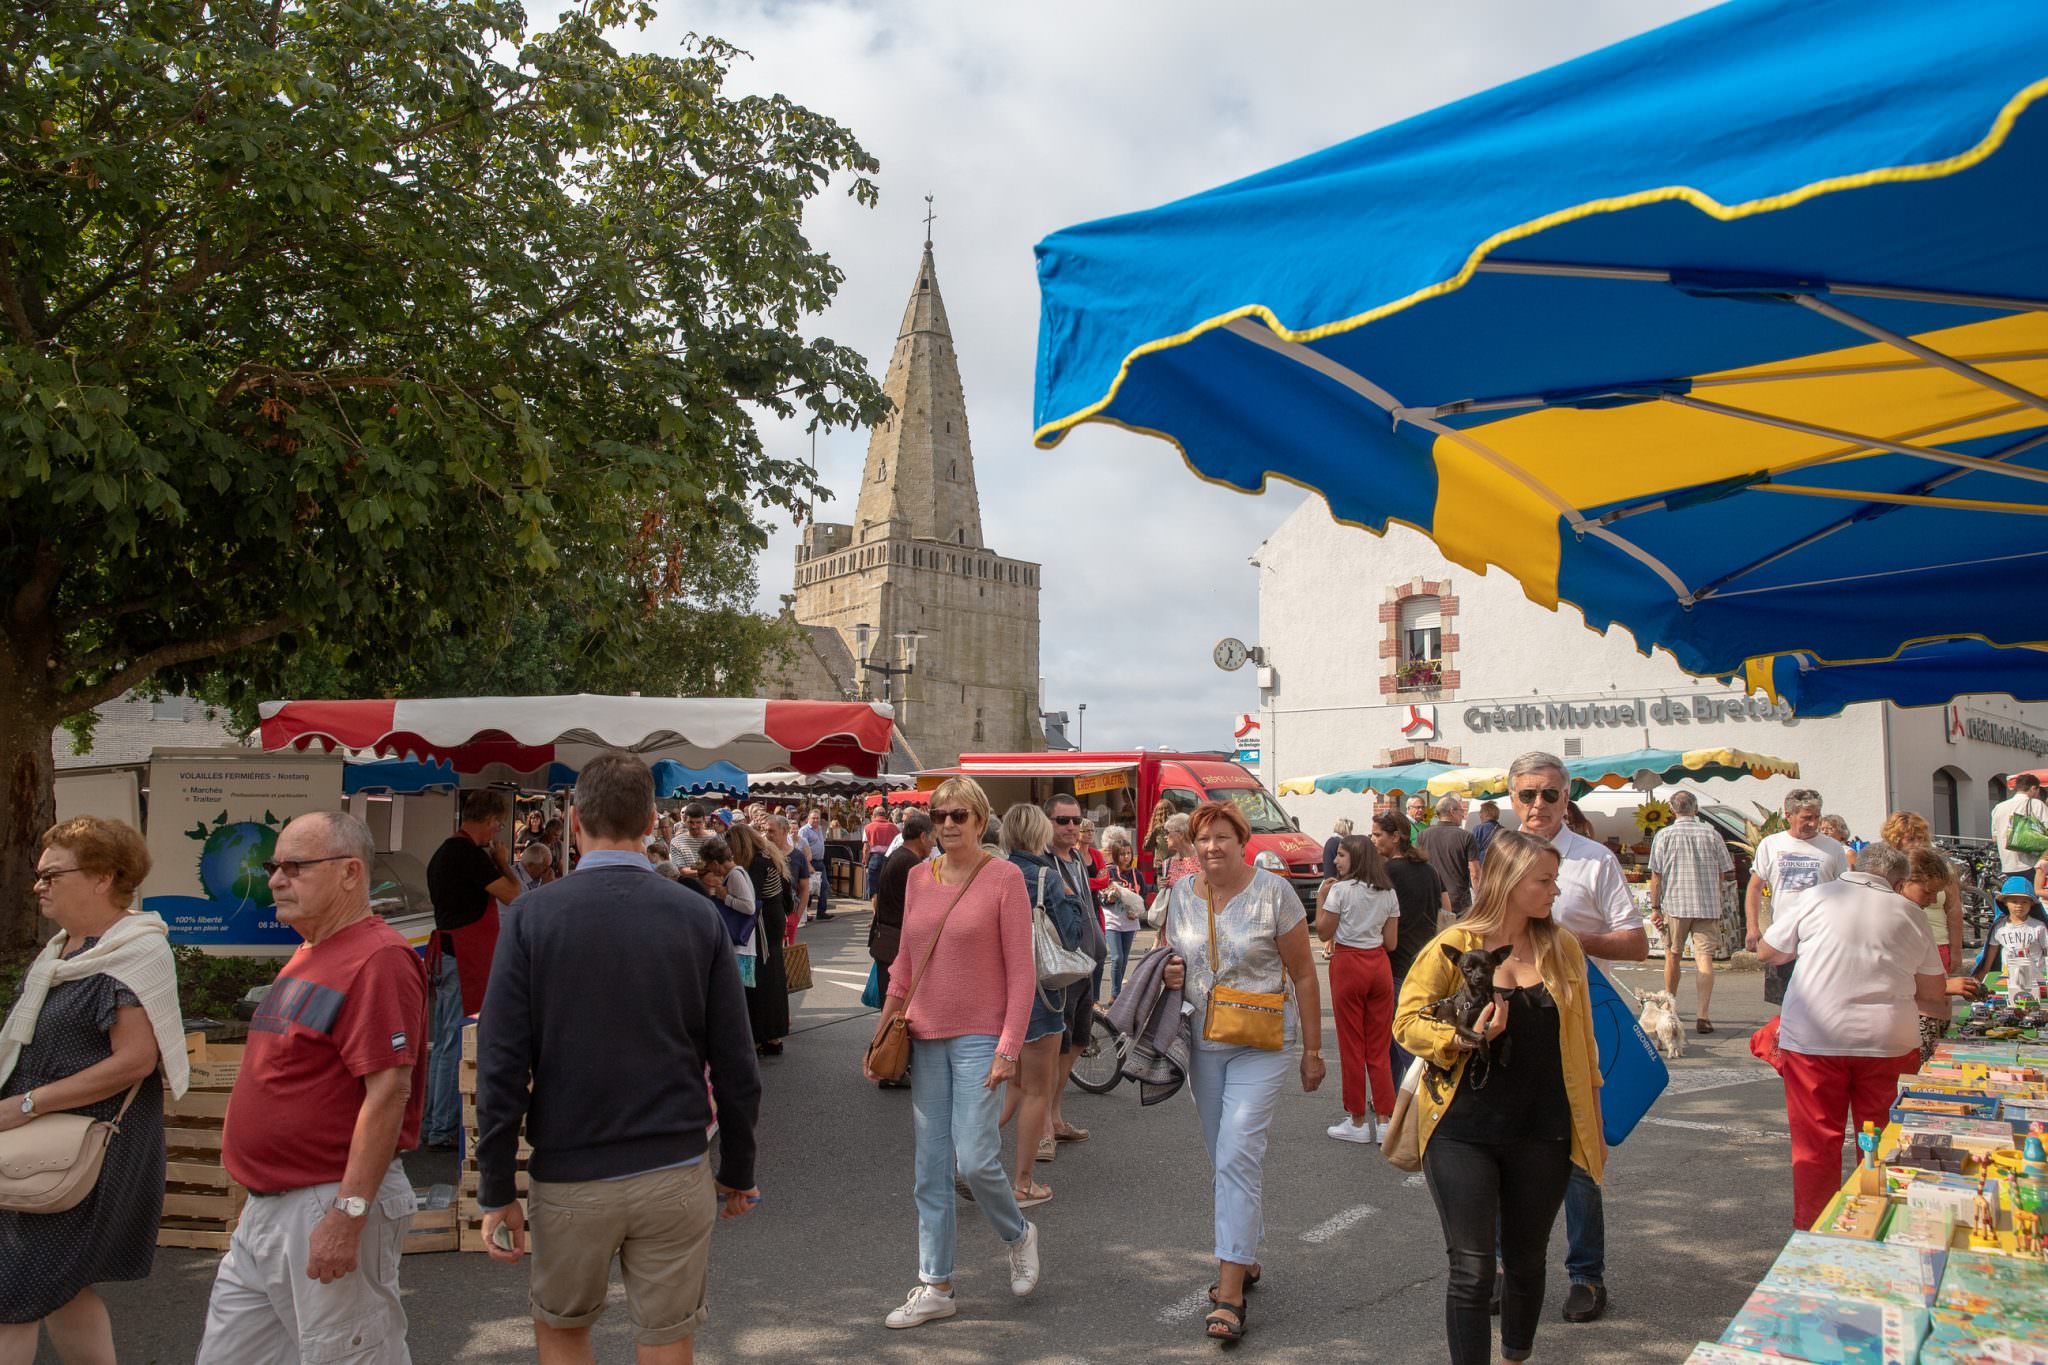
left=1762, top=1232, right=1945, bottom=1306
left=1684, top=1344, right=1784, bottom=1364
left=1719, top=1285, right=1925, bottom=1364
left=1933, top=1250, right=2048, bottom=1325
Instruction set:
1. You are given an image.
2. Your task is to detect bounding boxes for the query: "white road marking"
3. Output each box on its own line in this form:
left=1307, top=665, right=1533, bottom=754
left=1403, top=1174, right=1428, bottom=1188
left=812, top=969, right=870, bottom=983
left=1156, top=1287, right=1217, bottom=1324
left=1300, top=1204, right=1378, bottom=1243
left=1660, top=1065, right=1779, bottom=1096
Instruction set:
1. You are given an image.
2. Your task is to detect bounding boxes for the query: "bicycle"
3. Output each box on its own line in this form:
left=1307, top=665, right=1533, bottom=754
left=1934, top=835, right=2002, bottom=948
left=1067, top=1006, right=1129, bottom=1094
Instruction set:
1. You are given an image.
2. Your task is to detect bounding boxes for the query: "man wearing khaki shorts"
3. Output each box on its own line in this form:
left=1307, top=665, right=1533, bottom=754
left=1648, top=791, right=1737, bottom=1034
left=474, top=755, right=763, bottom=1362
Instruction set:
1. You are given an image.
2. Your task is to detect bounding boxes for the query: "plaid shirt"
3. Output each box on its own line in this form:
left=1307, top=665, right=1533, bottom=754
left=1648, top=816, right=1733, bottom=921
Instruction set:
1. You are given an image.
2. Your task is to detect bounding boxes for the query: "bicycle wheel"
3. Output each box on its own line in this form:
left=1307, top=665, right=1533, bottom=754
left=1068, top=1010, right=1126, bottom=1094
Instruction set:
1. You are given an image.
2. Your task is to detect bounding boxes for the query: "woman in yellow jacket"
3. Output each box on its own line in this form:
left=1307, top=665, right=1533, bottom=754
left=1394, top=830, right=1606, bottom=1365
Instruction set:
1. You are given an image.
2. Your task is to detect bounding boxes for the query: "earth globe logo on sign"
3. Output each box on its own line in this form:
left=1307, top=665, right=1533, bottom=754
left=185, top=810, right=285, bottom=908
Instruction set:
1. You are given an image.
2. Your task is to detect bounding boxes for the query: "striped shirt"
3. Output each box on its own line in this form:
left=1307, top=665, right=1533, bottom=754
left=1648, top=816, right=1733, bottom=921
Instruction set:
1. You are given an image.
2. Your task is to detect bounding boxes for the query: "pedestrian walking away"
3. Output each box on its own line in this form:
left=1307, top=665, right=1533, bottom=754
left=1159, top=801, right=1324, bottom=1343
left=997, top=803, right=1086, bottom=1207
left=474, top=754, right=763, bottom=1364
left=1395, top=829, right=1606, bottom=1365
left=865, top=777, right=1041, bottom=1329
left=1, top=817, right=187, bottom=1364
left=1647, top=791, right=1736, bottom=1034
left=1374, top=810, right=1448, bottom=1089
left=197, top=812, right=429, bottom=1365
left=1418, top=796, right=1479, bottom=916
left=1501, top=750, right=1645, bottom=1324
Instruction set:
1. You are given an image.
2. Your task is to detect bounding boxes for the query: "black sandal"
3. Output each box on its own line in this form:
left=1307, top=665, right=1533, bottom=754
left=1207, top=1266, right=1262, bottom=1301
left=1205, top=1298, right=1248, bottom=1342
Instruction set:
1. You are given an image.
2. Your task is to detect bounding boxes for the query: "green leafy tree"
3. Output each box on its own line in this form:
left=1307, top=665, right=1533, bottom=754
left=0, top=0, right=886, bottom=949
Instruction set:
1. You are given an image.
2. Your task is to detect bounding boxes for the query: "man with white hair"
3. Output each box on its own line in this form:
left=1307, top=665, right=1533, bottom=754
left=1756, top=839, right=1948, bottom=1228
left=1648, top=790, right=1736, bottom=1034
left=1744, top=788, right=1848, bottom=1006
left=1417, top=795, right=1479, bottom=918
left=1504, top=750, right=1646, bottom=1325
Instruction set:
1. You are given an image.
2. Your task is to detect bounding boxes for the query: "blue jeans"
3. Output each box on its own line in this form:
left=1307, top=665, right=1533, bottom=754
left=1107, top=929, right=1137, bottom=999
left=423, top=951, right=464, bottom=1145
left=1563, top=1163, right=1604, bottom=1285
left=1187, top=1041, right=1291, bottom=1264
left=910, top=1034, right=1027, bottom=1283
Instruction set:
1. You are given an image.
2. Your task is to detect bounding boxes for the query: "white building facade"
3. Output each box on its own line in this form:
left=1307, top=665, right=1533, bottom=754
left=1253, top=499, right=2048, bottom=842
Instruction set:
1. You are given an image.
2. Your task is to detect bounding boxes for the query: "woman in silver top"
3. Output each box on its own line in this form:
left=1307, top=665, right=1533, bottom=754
left=1161, top=802, right=1324, bottom=1343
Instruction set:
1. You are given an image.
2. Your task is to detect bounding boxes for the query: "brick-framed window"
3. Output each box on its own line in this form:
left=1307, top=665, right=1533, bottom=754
left=1377, top=579, right=1461, bottom=700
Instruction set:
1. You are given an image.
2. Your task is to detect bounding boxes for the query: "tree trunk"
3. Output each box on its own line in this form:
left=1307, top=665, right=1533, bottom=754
left=0, top=705, right=56, bottom=955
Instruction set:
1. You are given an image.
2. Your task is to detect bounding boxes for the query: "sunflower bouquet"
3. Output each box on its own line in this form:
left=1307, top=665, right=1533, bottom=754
left=1634, top=800, right=1675, bottom=835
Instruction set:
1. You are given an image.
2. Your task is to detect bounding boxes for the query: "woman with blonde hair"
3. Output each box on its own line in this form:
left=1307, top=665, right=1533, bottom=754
left=2, top=817, right=188, bottom=1361
left=867, top=777, right=1042, bottom=1328
left=1395, top=830, right=1605, bottom=1365
left=997, top=803, right=1084, bottom=1206
left=1881, top=810, right=1962, bottom=968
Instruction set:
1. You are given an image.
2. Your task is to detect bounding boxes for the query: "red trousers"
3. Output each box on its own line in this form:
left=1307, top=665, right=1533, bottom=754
left=1780, top=1047, right=1920, bottom=1229
left=1330, top=943, right=1396, bottom=1120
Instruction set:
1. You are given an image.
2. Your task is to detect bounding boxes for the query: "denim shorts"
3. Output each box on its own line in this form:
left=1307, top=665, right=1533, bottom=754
left=1026, top=984, right=1066, bottom=1043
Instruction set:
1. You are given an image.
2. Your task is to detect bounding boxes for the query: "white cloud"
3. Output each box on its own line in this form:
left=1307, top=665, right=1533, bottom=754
left=627, top=0, right=1715, bottom=751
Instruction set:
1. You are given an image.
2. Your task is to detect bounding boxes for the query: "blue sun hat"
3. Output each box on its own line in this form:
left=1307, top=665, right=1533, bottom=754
left=1999, top=873, right=2040, bottom=905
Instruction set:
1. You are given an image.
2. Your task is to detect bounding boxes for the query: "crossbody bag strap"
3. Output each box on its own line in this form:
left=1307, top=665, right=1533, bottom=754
left=898, top=855, right=994, bottom=1013
left=1205, top=881, right=1221, bottom=989
left=106, top=1078, right=145, bottom=1131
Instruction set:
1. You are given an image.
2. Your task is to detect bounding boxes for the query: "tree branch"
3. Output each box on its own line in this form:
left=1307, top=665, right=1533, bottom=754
left=0, top=239, right=37, bottom=343
left=63, top=615, right=295, bottom=715
left=9, top=541, right=60, bottom=632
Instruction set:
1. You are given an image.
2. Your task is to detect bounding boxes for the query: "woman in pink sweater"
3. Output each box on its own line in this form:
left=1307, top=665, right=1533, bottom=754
left=866, top=776, right=1042, bottom=1329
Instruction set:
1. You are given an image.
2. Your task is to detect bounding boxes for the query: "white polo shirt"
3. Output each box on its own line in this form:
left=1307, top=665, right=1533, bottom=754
left=1764, top=870, right=1942, bottom=1057
left=1548, top=827, right=1643, bottom=958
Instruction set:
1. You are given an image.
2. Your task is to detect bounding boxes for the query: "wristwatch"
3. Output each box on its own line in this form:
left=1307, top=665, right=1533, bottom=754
left=333, top=1196, right=369, bottom=1218
left=18, top=1091, right=34, bottom=1116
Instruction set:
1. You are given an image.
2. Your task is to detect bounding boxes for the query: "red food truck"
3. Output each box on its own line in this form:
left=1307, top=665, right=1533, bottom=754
left=916, top=751, right=1326, bottom=903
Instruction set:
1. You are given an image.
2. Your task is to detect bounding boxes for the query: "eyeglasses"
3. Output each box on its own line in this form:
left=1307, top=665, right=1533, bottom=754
left=33, top=866, right=85, bottom=886
left=261, top=855, right=358, bottom=879
left=1052, top=815, right=1086, bottom=827
left=931, top=808, right=975, bottom=825
left=1512, top=787, right=1563, bottom=806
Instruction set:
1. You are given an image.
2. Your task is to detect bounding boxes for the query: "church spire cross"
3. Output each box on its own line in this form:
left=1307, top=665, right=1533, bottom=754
left=923, top=194, right=936, bottom=249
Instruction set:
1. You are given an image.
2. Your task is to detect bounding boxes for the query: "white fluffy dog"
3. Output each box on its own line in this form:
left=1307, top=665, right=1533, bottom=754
left=1638, top=990, right=1685, bottom=1061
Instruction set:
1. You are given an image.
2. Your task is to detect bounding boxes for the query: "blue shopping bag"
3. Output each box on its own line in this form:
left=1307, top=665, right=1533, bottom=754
left=861, top=960, right=886, bottom=1010
left=1585, top=961, right=1668, bottom=1147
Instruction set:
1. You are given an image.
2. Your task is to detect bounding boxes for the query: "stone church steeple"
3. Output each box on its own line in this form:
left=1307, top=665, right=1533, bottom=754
left=854, top=244, right=984, bottom=549
left=776, top=234, right=1044, bottom=767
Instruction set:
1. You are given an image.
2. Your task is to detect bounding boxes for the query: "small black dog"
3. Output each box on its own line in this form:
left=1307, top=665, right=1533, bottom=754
left=1424, top=943, right=1511, bottom=1086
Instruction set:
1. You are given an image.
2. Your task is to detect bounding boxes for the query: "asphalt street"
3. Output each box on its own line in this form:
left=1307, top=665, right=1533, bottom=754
left=64, top=902, right=1806, bottom=1364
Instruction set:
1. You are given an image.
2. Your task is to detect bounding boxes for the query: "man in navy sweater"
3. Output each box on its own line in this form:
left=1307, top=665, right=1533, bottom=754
left=475, top=753, right=762, bottom=1364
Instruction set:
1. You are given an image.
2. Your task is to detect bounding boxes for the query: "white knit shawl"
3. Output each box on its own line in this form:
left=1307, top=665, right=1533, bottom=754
left=0, top=911, right=191, bottom=1099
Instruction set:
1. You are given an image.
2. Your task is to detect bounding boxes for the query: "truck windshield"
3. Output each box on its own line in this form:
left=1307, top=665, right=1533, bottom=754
left=1207, top=785, right=1295, bottom=834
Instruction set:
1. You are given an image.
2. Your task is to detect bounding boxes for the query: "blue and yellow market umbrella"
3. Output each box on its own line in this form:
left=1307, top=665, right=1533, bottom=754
left=1421, top=747, right=1798, bottom=801
left=1744, top=640, right=2048, bottom=717
left=1034, top=0, right=2048, bottom=678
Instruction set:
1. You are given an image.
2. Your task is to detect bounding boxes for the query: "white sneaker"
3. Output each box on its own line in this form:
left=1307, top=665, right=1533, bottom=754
left=1327, top=1117, right=1376, bottom=1144
left=1008, top=1220, right=1041, bottom=1297
left=886, top=1284, right=958, bottom=1329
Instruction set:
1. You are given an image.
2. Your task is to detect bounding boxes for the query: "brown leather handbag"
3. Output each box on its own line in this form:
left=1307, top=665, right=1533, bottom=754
left=0, top=1080, right=144, bottom=1214
left=865, top=856, right=993, bottom=1081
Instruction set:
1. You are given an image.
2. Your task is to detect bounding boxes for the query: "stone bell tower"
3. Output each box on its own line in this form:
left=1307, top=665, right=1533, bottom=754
left=785, top=231, right=1043, bottom=767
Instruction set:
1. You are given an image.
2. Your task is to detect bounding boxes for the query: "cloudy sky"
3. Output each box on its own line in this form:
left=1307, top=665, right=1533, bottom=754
left=634, top=0, right=1714, bottom=751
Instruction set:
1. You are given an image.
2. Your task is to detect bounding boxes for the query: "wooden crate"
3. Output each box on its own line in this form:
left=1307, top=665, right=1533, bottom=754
left=184, top=1035, right=246, bottom=1091
left=161, top=1086, right=243, bottom=1249
left=405, top=1184, right=458, bottom=1255
left=458, top=1165, right=529, bottom=1197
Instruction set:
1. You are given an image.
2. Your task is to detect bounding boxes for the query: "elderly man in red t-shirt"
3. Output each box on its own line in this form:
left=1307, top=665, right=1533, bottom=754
left=197, top=811, right=429, bottom=1364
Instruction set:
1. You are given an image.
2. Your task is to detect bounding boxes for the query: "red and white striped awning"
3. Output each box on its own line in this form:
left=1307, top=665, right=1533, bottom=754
left=258, top=696, right=895, bottom=777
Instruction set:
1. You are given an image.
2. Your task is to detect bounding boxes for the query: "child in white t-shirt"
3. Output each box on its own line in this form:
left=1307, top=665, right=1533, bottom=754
left=1985, top=886, right=2048, bottom=996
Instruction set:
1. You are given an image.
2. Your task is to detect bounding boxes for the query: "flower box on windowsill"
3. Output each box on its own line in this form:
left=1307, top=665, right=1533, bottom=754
left=1395, top=659, right=1443, bottom=692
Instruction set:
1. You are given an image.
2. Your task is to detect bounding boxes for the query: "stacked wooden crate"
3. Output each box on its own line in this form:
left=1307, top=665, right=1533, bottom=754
left=456, top=1022, right=531, bottom=1253
left=405, top=1184, right=458, bottom=1254
left=159, top=1035, right=246, bottom=1250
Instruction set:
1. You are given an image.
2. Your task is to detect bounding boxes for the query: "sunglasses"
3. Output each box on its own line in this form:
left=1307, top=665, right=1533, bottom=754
left=1512, top=787, right=1563, bottom=806
left=1052, top=815, right=1086, bottom=827
left=261, top=855, right=357, bottom=878
left=931, top=808, right=976, bottom=825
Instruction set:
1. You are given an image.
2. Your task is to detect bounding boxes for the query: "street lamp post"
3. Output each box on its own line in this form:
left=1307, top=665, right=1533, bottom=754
left=1077, top=702, right=1086, bottom=749
left=851, top=622, right=921, bottom=727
